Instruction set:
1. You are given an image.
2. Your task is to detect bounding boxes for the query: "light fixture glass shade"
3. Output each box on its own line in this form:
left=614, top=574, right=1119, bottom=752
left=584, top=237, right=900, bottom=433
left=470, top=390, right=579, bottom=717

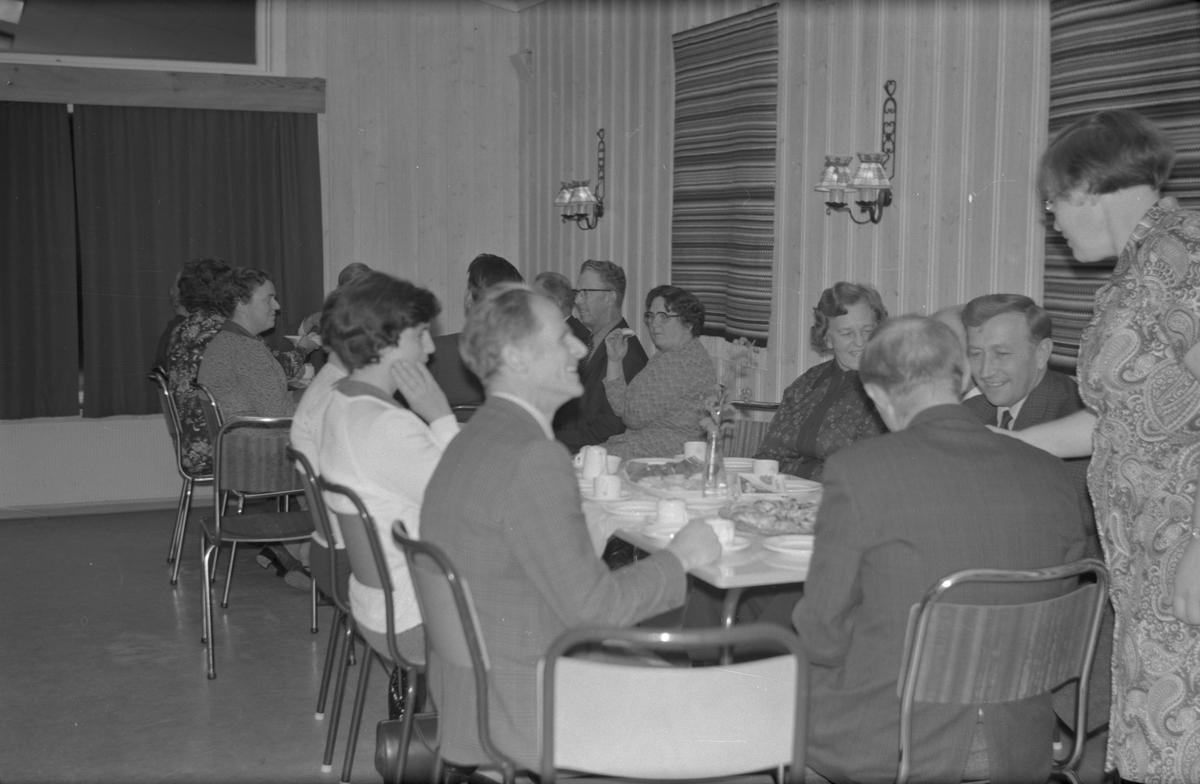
left=567, top=181, right=597, bottom=205
left=851, top=152, right=891, bottom=202
left=814, top=155, right=857, bottom=204
left=554, top=183, right=572, bottom=206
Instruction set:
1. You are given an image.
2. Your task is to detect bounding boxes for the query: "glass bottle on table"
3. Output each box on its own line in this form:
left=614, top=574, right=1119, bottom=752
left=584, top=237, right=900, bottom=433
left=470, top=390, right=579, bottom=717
left=702, top=427, right=728, bottom=497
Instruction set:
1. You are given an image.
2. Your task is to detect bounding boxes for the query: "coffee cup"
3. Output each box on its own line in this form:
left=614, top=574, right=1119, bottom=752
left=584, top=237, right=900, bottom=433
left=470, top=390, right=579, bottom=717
left=593, top=474, right=623, bottom=500
left=752, top=459, right=779, bottom=477
left=656, top=498, right=688, bottom=529
left=581, top=445, right=608, bottom=480
left=683, top=440, right=707, bottom=461
left=606, top=455, right=622, bottom=475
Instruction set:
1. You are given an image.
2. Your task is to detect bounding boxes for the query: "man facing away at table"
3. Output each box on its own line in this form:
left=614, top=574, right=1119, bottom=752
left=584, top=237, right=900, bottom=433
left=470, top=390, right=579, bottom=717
left=428, top=253, right=524, bottom=420
left=421, top=284, right=720, bottom=771
left=553, top=259, right=648, bottom=452
left=794, top=315, right=1086, bottom=784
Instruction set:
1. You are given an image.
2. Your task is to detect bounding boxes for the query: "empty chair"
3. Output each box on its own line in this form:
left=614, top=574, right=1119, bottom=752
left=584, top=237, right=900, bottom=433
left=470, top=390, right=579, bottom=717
left=195, top=384, right=312, bottom=679
left=393, top=527, right=522, bottom=784
left=288, top=446, right=359, bottom=774
left=149, top=366, right=212, bottom=584
left=541, top=623, right=808, bottom=783
left=897, top=558, right=1109, bottom=784
left=319, top=478, right=429, bottom=784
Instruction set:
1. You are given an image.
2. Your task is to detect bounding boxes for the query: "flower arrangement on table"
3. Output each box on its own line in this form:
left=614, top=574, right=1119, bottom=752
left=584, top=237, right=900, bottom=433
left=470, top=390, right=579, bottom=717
left=700, top=383, right=737, bottom=438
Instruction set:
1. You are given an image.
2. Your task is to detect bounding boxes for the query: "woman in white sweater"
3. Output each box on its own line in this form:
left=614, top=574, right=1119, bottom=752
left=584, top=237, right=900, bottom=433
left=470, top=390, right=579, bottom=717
left=317, top=271, right=459, bottom=661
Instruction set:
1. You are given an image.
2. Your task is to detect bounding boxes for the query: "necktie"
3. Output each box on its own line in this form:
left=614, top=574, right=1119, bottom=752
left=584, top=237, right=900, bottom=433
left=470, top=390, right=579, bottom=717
left=999, top=409, right=1013, bottom=430
left=579, top=335, right=594, bottom=375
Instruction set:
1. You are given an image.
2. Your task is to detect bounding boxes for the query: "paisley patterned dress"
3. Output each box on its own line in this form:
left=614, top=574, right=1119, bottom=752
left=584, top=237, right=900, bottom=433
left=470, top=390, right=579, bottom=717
left=1076, top=198, right=1200, bottom=781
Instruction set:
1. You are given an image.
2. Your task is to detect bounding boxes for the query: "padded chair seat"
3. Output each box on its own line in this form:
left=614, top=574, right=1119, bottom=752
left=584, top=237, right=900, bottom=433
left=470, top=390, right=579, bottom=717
left=199, top=510, right=313, bottom=542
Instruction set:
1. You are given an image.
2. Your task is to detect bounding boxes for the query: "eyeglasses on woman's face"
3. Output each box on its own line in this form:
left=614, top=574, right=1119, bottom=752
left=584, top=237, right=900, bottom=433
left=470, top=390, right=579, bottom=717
left=643, top=311, right=683, bottom=325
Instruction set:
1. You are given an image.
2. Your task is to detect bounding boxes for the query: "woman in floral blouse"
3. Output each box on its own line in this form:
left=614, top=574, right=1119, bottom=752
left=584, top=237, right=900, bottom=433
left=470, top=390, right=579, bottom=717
left=602, top=285, right=717, bottom=459
left=754, top=282, right=887, bottom=479
left=164, top=258, right=233, bottom=476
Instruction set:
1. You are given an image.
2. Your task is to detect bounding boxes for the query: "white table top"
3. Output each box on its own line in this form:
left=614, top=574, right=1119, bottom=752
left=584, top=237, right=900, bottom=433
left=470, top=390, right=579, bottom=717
left=582, top=494, right=810, bottom=589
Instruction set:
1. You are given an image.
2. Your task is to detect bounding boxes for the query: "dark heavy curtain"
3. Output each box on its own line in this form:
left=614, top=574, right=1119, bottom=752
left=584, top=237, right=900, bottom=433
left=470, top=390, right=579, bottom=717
left=0, top=102, right=80, bottom=419
left=671, top=4, right=779, bottom=344
left=1043, top=0, right=1200, bottom=371
left=73, top=106, right=324, bottom=417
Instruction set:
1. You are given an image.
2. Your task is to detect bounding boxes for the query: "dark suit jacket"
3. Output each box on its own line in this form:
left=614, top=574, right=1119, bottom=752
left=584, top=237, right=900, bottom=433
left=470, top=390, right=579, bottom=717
left=793, top=404, right=1086, bottom=784
left=428, top=333, right=485, bottom=416
left=421, top=396, right=687, bottom=768
left=553, top=317, right=649, bottom=451
left=962, top=370, right=1095, bottom=536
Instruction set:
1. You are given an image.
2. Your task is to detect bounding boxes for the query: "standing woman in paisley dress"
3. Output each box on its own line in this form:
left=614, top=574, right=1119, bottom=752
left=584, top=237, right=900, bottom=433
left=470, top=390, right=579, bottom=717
left=1013, top=110, right=1200, bottom=783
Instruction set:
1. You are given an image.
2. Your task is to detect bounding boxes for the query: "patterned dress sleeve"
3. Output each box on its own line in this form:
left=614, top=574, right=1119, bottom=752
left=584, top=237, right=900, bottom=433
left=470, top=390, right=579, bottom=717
left=1145, top=210, right=1200, bottom=366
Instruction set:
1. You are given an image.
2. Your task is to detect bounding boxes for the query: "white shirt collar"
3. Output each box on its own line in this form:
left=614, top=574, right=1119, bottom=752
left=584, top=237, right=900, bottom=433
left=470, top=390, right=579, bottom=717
left=492, top=392, right=554, bottom=440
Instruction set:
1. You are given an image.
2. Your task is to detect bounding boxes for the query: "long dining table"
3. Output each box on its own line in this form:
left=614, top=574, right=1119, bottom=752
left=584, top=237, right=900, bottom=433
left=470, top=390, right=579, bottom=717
left=580, top=470, right=814, bottom=630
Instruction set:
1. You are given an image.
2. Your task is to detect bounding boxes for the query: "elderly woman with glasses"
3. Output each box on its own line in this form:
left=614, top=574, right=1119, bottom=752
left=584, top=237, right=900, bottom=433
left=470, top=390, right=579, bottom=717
left=601, top=284, right=717, bottom=459
left=753, top=282, right=888, bottom=480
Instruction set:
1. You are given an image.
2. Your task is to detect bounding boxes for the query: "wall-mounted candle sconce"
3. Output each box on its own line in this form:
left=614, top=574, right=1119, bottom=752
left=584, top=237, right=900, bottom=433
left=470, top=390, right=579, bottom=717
left=815, top=80, right=897, bottom=225
left=555, top=128, right=605, bottom=230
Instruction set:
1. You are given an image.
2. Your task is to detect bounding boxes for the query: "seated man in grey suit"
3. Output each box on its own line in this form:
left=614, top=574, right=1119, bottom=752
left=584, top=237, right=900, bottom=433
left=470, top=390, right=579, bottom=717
left=421, top=284, right=720, bottom=769
left=794, top=315, right=1086, bottom=784
left=553, top=259, right=648, bottom=452
left=428, top=253, right=524, bottom=420
left=961, top=293, right=1110, bottom=745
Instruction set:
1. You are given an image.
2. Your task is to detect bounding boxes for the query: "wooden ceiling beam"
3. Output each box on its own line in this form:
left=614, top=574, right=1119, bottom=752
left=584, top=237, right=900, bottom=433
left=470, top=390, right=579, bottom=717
left=0, top=63, right=324, bottom=113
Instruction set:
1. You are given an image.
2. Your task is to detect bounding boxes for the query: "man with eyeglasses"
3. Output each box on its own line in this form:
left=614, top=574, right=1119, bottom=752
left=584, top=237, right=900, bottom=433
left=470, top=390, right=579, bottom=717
left=553, top=259, right=648, bottom=452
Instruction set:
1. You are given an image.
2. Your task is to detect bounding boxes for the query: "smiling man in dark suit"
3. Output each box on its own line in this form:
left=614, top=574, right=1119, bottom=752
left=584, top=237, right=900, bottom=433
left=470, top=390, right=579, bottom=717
left=794, top=315, right=1086, bottom=784
left=553, top=259, right=648, bottom=452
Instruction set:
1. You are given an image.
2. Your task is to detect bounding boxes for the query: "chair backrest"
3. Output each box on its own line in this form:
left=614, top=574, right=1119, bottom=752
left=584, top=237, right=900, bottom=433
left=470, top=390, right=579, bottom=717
left=540, top=623, right=808, bottom=783
left=450, top=404, right=479, bottom=423
left=319, top=477, right=422, bottom=672
left=150, top=367, right=189, bottom=479
left=724, top=417, right=773, bottom=458
left=896, top=558, right=1109, bottom=784
left=392, top=528, right=516, bottom=777
left=287, top=446, right=351, bottom=615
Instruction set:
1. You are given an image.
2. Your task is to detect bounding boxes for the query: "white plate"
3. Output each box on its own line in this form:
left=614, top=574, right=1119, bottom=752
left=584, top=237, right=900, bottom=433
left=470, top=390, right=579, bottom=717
left=686, top=496, right=730, bottom=515
left=601, top=499, right=659, bottom=518
left=762, top=535, right=815, bottom=556
left=644, top=525, right=682, bottom=541
left=582, top=489, right=632, bottom=501
left=722, top=535, right=751, bottom=553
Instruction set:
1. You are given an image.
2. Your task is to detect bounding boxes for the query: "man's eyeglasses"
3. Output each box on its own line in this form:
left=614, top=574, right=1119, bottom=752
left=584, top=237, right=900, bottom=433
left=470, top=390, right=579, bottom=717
left=643, top=311, right=683, bottom=325
left=573, top=288, right=613, bottom=298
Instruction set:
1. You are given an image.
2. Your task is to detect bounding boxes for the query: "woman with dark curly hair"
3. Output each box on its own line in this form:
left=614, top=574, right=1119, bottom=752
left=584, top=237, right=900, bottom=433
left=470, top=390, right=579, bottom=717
left=601, top=284, right=717, bottom=459
left=753, top=281, right=887, bottom=479
left=164, top=258, right=233, bottom=476
left=316, top=270, right=460, bottom=660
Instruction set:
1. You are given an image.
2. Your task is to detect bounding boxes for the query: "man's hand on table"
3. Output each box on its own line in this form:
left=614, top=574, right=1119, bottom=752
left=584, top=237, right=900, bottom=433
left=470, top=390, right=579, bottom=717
left=666, top=519, right=721, bottom=570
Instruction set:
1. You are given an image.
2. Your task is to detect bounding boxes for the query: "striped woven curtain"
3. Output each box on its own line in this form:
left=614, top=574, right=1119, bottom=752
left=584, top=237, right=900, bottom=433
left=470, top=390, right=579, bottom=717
left=1043, top=0, right=1200, bottom=371
left=671, top=4, right=779, bottom=345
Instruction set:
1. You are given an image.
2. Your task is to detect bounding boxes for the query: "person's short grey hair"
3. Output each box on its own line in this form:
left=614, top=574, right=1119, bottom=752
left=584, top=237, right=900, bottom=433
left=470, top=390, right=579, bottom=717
left=580, top=259, right=626, bottom=306
left=460, top=283, right=542, bottom=383
left=859, top=315, right=966, bottom=400
left=533, top=271, right=575, bottom=319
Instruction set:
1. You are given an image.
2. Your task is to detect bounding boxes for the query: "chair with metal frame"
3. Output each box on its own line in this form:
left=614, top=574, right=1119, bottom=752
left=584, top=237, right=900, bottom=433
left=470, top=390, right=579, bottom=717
left=896, top=558, right=1109, bottom=784
left=319, top=477, right=432, bottom=784
left=149, top=366, right=212, bottom=585
left=195, top=384, right=313, bottom=679
left=287, top=446, right=359, bottom=774
left=392, top=527, right=523, bottom=784
left=540, top=623, right=809, bottom=783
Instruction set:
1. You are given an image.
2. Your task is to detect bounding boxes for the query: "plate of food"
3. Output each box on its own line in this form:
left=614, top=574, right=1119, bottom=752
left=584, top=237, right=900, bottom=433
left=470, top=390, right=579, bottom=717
left=721, top=496, right=820, bottom=537
left=601, top=499, right=660, bottom=518
left=761, top=534, right=815, bottom=557
left=621, top=456, right=707, bottom=499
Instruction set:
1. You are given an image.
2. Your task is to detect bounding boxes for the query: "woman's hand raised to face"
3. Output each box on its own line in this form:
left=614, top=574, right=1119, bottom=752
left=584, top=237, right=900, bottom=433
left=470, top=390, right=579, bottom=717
left=392, top=360, right=452, bottom=424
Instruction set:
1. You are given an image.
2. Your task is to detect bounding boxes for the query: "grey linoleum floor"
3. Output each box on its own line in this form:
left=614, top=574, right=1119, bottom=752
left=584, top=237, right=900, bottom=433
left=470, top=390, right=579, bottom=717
left=1, top=506, right=387, bottom=784
left=1, top=506, right=1112, bottom=784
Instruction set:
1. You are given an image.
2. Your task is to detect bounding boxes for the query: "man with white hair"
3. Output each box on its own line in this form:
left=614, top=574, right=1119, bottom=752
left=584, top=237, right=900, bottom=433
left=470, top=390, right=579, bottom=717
left=793, top=315, right=1086, bottom=784
left=421, top=284, right=719, bottom=769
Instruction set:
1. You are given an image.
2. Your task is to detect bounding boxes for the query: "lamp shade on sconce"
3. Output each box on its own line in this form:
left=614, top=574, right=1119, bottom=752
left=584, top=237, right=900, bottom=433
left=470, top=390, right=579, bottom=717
left=554, top=183, right=572, bottom=206
left=851, top=152, right=890, bottom=203
left=814, top=155, right=857, bottom=205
